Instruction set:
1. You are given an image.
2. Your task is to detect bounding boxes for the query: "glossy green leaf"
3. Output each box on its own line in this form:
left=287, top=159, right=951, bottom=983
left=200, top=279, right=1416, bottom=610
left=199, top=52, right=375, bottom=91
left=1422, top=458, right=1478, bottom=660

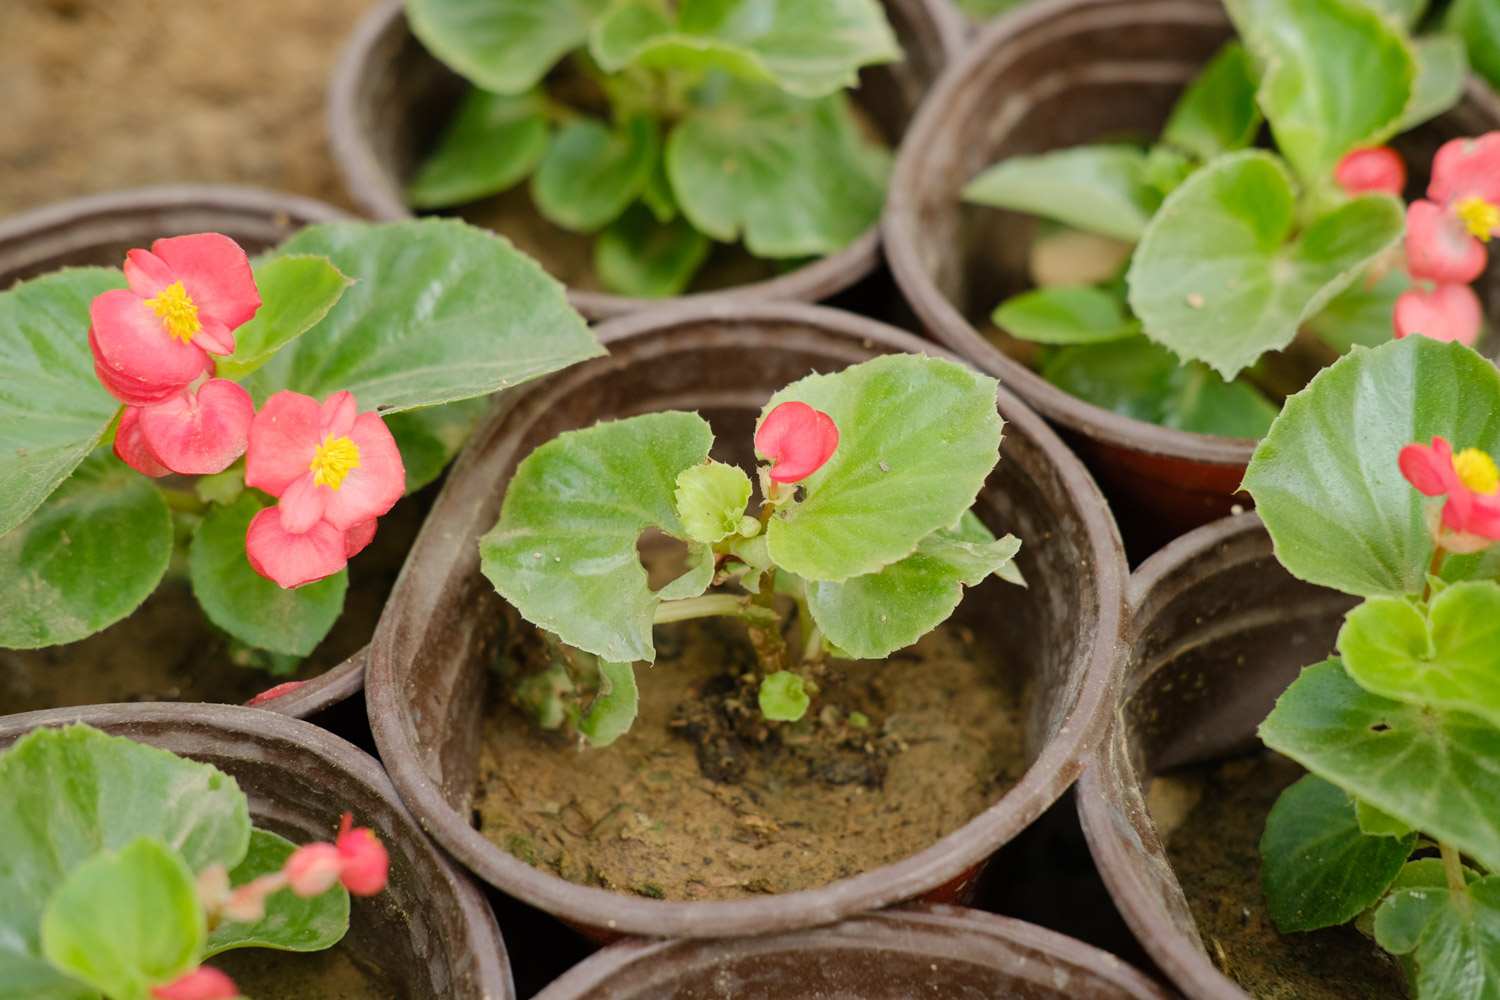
left=1304, top=266, right=1408, bottom=354
left=204, top=829, right=349, bottom=955
left=962, top=146, right=1160, bottom=243
left=1401, top=34, right=1468, bottom=133
left=408, top=88, right=550, bottom=208
left=480, top=411, right=714, bottom=662
left=1374, top=876, right=1500, bottom=1000
left=1243, top=336, right=1500, bottom=597
left=384, top=396, right=490, bottom=495
left=594, top=205, right=712, bottom=297
left=674, top=460, right=753, bottom=544
left=0, top=449, right=171, bottom=649
left=591, top=3, right=774, bottom=85
left=993, top=285, right=1140, bottom=345
left=1259, top=773, right=1415, bottom=933
left=242, top=219, right=601, bottom=413
left=188, top=492, right=349, bottom=657
left=1357, top=798, right=1416, bottom=838
left=1127, top=151, right=1404, bottom=379
left=532, top=116, right=659, bottom=233
left=41, top=838, right=203, bottom=1000
left=578, top=660, right=639, bottom=747
left=758, top=670, right=810, bottom=721
left=1448, top=0, right=1500, bottom=90
left=806, top=523, right=1020, bottom=658
left=763, top=354, right=1003, bottom=582
left=216, top=256, right=351, bottom=380
left=1162, top=42, right=1262, bottom=160
left=667, top=82, right=888, bottom=258
left=1260, top=658, right=1500, bottom=874
left=405, top=0, right=609, bottom=95
left=0, top=267, right=124, bottom=538
left=1355, top=0, right=1428, bottom=25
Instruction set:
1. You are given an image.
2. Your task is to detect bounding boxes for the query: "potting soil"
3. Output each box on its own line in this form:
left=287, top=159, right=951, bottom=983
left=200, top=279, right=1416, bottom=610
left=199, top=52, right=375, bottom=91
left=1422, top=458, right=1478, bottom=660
left=214, top=940, right=395, bottom=999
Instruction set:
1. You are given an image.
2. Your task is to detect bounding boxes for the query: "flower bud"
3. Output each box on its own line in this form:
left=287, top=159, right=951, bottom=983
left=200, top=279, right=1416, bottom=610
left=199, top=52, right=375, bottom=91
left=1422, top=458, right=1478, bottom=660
left=755, top=401, right=839, bottom=484
left=283, top=841, right=344, bottom=897
left=335, top=812, right=390, bottom=896
left=150, top=966, right=238, bottom=1000
left=1334, top=146, right=1406, bottom=197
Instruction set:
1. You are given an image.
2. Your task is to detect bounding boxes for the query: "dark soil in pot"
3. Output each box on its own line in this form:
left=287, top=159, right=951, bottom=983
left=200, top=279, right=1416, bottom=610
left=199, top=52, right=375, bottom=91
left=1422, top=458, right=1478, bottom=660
left=215, top=943, right=396, bottom=1000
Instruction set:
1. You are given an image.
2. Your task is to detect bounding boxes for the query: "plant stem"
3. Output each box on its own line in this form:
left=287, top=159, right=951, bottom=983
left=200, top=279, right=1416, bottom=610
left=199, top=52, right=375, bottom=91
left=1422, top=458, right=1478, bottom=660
left=1440, top=840, right=1467, bottom=894
left=1422, top=545, right=1447, bottom=602
left=653, top=593, right=753, bottom=624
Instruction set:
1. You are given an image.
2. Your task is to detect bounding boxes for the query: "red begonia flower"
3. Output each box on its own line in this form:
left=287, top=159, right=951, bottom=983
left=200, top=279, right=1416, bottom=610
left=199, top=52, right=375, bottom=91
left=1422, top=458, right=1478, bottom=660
left=245, top=508, right=353, bottom=589
left=111, top=379, right=254, bottom=478
left=1335, top=146, right=1406, bottom=197
left=756, top=401, right=839, bottom=484
left=335, top=813, right=390, bottom=896
left=1392, top=283, right=1482, bottom=345
left=284, top=842, right=344, bottom=897
left=1428, top=132, right=1500, bottom=207
left=150, top=967, right=239, bottom=1000
left=1399, top=436, right=1500, bottom=542
left=1404, top=199, right=1489, bottom=284
left=1404, top=134, right=1500, bottom=284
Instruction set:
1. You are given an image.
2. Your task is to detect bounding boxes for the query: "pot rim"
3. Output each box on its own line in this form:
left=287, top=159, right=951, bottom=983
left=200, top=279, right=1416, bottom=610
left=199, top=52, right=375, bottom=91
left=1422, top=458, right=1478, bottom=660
left=366, top=298, right=1129, bottom=938
left=326, top=0, right=968, bottom=320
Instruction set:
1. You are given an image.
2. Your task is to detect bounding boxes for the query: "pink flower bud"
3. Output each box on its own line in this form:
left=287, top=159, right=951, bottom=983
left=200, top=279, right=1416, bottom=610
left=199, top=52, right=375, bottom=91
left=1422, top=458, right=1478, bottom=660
left=755, top=401, right=839, bottom=484
left=283, top=842, right=344, bottom=897
left=335, top=812, right=390, bottom=896
left=1335, top=146, right=1406, bottom=196
left=150, top=966, right=239, bottom=1000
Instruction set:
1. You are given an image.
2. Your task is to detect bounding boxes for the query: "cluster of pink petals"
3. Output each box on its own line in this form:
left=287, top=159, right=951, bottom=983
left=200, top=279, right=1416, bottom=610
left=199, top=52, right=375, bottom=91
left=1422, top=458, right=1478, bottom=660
left=244, top=390, right=404, bottom=589
left=284, top=813, right=392, bottom=897
left=756, top=401, right=840, bottom=484
left=1335, top=146, right=1407, bottom=197
left=1398, top=436, right=1500, bottom=549
left=150, top=966, right=238, bottom=1000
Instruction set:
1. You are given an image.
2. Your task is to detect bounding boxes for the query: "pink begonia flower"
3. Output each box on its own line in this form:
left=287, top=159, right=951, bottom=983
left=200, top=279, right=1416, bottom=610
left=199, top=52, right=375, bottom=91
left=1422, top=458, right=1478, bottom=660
left=1405, top=134, right=1500, bottom=283
left=1404, top=199, right=1490, bottom=284
left=150, top=967, right=239, bottom=1000
left=756, top=401, right=839, bottom=484
left=1335, top=146, right=1406, bottom=197
left=111, top=379, right=255, bottom=478
left=1399, top=436, right=1500, bottom=547
left=336, top=812, right=391, bottom=896
left=1392, top=283, right=1482, bottom=345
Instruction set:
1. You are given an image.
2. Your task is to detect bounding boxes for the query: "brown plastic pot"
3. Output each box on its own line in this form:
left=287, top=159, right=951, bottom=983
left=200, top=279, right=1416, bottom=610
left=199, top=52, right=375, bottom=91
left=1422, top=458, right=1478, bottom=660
left=326, top=0, right=966, bottom=320
left=1074, top=512, right=1358, bottom=999
left=884, top=0, right=1500, bottom=556
left=0, top=702, right=512, bottom=999
left=365, top=299, right=1128, bottom=940
left=531, top=903, right=1172, bottom=1000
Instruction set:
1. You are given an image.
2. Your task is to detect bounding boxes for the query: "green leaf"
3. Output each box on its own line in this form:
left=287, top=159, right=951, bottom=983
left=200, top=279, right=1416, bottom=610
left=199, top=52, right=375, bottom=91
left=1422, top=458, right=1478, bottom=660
left=0, top=449, right=172, bottom=649
left=1162, top=42, right=1262, bottom=161
left=0, top=724, right=250, bottom=999
left=216, top=256, right=351, bottom=381
left=405, top=0, right=609, bottom=95
left=1126, top=151, right=1404, bottom=379
left=41, top=837, right=203, bottom=1000
left=480, top=411, right=714, bottom=662
left=806, top=523, right=1021, bottom=658
left=532, top=116, right=659, bottom=233
left=1259, top=773, right=1415, bottom=933
left=674, top=460, right=753, bottom=544
left=758, top=670, right=810, bottom=721
left=594, top=205, right=712, bottom=297
left=993, top=285, right=1140, bottom=345
left=1338, top=582, right=1500, bottom=729
left=1401, top=34, right=1468, bottom=133
left=205, top=829, right=349, bottom=956
left=762, top=354, right=1003, bottom=582
left=409, top=88, right=550, bottom=208
left=962, top=145, right=1160, bottom=243
left=578, top=660, right=639, bottom=747
left=1260, top=658, right=1500, bottom=874
left=1357, top=798, right=1416, bottom=838
left=1448, top=0, right=1500, bottom=91
left=1243, top=336, right=1500, bottom=598
left=189, top=493, right=349, bottom=656
left=1374, top=876, right=1500, bottom=1000
left=241, top=219, right=602, bottom=413
left=1354, top=0, right=1428, bottom=26
left=0, top=267, right=125, bottom=538
left=1228, top=0, right=1415, bottom=184
left=1304, top=266, right=1409, bottom=354
left=667, top=81, right=889, bottom=258
left=383, top=397, right=490, bottom=495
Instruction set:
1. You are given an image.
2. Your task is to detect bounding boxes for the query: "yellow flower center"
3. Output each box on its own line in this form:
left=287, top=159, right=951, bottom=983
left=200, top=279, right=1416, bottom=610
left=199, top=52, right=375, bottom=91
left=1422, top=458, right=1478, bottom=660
left=310, top=434, right=361, bottom=490
left=148, top=281, right=203, bottom=343
left=1453, top=447, right=1500, bottom=495
left=1455, top=196, right=1500, bottom=241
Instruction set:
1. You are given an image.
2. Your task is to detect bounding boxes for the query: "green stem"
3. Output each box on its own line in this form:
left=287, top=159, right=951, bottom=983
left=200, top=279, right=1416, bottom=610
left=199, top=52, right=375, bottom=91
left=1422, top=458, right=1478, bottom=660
left=1440, top=841, right=1469, bottom=899
left=1422, top=545, right=1447, bottom=603
left=157, top=486, right=208, bottom=516
left=653, top=593, right=753, bottom=624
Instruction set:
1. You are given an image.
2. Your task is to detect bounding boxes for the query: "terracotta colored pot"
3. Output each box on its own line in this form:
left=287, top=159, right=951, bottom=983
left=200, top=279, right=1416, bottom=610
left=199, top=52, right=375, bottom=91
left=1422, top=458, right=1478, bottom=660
left=365, top=300, right=1128, bottom=939
left=0, top=702, right=512, bottom=999
left=326, top=0, right=965, bottom=320
left=532, top=904, right=1172, bottom=1000
left=884, top=0, right=1500, bottom=557
left=1074, top=512, right=1358, bottom=999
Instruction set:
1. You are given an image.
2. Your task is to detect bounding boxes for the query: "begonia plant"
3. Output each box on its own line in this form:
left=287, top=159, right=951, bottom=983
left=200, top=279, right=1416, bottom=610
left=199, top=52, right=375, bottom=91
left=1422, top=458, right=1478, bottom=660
left=1242, top=333, right=1500, bottom=997
left=402, top=0, right=900, bottom=297
left=0, top=723, right=390, bottom=1000
left=963, top=0, right=1492, bottom=438
left=479, top=352, right=1023, bottom=746
left=0, top=220, right=600, bottom=673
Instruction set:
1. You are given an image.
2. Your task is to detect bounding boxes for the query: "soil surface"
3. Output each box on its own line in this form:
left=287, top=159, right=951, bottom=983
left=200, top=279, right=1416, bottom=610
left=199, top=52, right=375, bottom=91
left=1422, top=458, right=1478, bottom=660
left=474, top=612, right=1027, bottom=902
left=214, top=943, right=395, bottom=1000
left=1161, top=753, right=1410, bottom=1000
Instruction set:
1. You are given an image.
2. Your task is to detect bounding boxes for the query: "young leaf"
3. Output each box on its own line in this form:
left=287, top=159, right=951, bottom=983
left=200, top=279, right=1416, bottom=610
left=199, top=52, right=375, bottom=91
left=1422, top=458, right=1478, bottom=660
left=667, top=81, right=888, bottom=258
left=992, top=285, right=1140, bottom=345
left=1374, top=876, right=1500, bottom=1000
left=758, top=670, right=810, bottom=721
left=1243, top=336, right=1500, bottom=598
left=0, top=449, right=172, bottom=649
left=961, top=146, right=1161, bottom=243
left=674, top=460, right=753, bottom=544
left=0, top=267, right=125, bottom=538
left=1400, top=34, right=1469, bottom=133
left=204, top=829, right=349, bottom=956
left=1162, top=42, right=1262, bottom=161
left=1304, top=266, right=1409, bottom=354
left=594, top=205, right=712, bottom=298
left=1126, top=151, right=1404, bottom=379
left=1259, top=773, right=1416, bottom=933
left=408, top=88, right=550, bottom=208
left=763, top=354, right=1004, bottom=582
left=383, top=396, right=490, bottom=495
left=480, top=411, right=715, bottom=662
left=188, top=493, right=348, bottom=657
left=41, top=837, right=204, bottom=1000
left=405, top=0, right=610, bottom=96
left=577, top=660, right=639, bottom=747
left=1448, top=0, right=1500, bottom=90
left=1260, top=658, right=1500, bottom=875
left=532, top=116, right=659, bottom=233
left=1357, top=798, right=1416, bottom=838
left=215, top=256, right=352, bottom=380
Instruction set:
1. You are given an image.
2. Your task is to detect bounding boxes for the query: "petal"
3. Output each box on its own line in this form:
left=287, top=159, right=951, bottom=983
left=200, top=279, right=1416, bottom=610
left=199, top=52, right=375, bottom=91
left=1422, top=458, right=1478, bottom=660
left=93, top=351, right=189, bottom=406
left=245, top=680, right=310, bottom=706
left=245, top=390, right=321, bottom=497
left=138, top=379, right=254, bottom=475
left=320, top=412, right=406, bottom=530
left=278, top=473, right=330, bottom=535
left=318, top=390, right=359, bottom=439
left=149, top=966, right=239, bottom=1000
left=344, top=519, right=378, bottom=558
left=194, top=317, right=235, bottom=357
left=1335, top=147, right=1406, bottom=197
left=1393, top=284, right=1482, bottom=346
left=1404, top=200, right=1487, bottom=284
left=245, top=507, right=349, bottom=589
left=150, top=233, right=262, bottom=332
left=1465, top=495, right=1500, bottom=540
left=756, top=401, right=840, bottom=484
left=1399, top=440, right=1455, bottom=497
left=1429, top=133, right=1500, bottom=205
left=90, top=288, right=210, bottom=387
left=113, top=406, right=171, bottom=478
left=122, top=248, right=174, bottom=297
